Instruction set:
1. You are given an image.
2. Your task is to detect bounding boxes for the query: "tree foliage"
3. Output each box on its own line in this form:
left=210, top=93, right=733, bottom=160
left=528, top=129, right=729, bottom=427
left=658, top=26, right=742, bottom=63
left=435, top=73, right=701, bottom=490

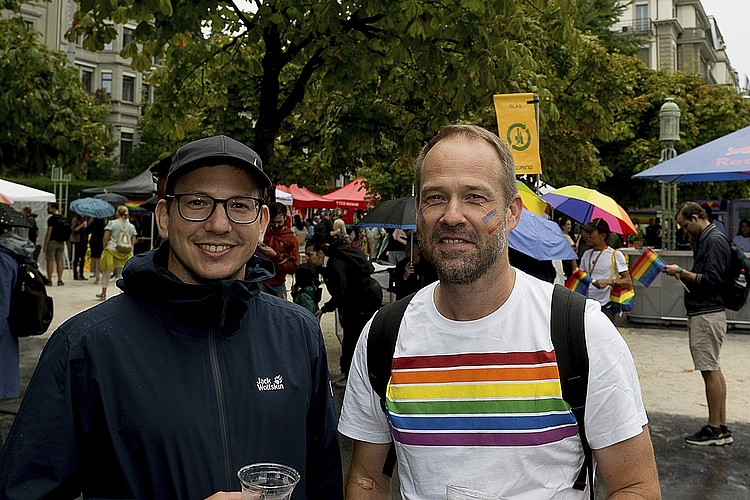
left=597, top=58, right=750, bottom=209
left=0, top=17, right=116, bottom=180
left=62, top=0, right=642, bottom=199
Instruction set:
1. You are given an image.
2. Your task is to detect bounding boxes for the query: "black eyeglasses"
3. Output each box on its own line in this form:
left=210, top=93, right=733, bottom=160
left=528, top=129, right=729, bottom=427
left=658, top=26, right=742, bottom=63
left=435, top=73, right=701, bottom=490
left=166, top=194, right=264, bottom=224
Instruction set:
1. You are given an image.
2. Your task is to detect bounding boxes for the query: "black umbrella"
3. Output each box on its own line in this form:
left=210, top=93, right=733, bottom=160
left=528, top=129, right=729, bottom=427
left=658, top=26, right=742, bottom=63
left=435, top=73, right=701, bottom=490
left=94, top=192, right=129, bottom=207
left=139, top=195, right=160, bottom=213
left=357, top=197, right=416, bottom=230
left=0, top=204, right=32, bottom=228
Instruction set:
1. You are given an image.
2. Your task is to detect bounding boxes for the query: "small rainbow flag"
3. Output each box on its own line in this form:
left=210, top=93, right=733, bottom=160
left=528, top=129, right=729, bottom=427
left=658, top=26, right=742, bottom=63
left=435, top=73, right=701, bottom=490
left=630, top=247, right=667, bottom=288
left=565, top=268, right=591, bottom=296
left=610, top=286, right=635, bottom=313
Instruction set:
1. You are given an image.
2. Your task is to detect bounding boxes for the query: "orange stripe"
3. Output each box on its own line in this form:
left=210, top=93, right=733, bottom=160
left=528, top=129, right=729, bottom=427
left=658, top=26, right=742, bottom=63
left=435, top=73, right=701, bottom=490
left=390, top=365, right=560, bottom=385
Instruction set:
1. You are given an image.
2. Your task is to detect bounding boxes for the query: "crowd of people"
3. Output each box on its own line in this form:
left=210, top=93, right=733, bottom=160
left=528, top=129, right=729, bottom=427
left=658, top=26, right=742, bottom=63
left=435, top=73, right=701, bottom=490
left=1, top=126, right=743, bottom=498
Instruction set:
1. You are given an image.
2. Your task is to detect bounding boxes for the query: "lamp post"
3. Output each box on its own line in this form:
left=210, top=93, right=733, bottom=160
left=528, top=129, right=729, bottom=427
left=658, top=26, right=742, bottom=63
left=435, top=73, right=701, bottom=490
left=659, top=97, right=680, bottom=250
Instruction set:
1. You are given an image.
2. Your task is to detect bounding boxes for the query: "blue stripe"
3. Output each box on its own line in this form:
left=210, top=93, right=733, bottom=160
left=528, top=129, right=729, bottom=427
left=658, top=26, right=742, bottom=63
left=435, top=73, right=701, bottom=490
left=389, top=412, right=577, bottom=431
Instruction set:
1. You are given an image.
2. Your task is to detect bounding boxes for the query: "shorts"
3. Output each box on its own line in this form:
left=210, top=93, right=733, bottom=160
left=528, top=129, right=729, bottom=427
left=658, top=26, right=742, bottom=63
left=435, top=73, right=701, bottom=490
left=688, top=310, right=726, bottom=371
left=46, top=240, right=65, bottom=262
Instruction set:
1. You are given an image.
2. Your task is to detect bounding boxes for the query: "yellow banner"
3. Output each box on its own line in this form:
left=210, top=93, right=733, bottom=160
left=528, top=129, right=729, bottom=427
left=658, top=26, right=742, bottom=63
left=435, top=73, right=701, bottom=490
left=493, top=93, right=542, bottom=175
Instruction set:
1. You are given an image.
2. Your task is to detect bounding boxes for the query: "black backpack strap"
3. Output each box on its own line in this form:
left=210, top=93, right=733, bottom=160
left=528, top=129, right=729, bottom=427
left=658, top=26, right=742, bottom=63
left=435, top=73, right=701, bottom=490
left=551, top=284, right=593, bottom=498
left=367, top=292, right=416, bottom=477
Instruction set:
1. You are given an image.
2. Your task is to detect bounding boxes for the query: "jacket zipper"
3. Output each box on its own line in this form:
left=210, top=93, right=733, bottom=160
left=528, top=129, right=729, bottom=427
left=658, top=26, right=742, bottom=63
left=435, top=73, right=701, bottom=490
left=209, top=329, right=233, bottom=489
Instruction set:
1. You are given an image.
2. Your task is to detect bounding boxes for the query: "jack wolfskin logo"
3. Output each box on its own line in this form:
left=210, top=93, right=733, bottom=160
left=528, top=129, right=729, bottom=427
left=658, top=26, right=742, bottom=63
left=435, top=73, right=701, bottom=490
left=257, top=375, right=285, bottom=391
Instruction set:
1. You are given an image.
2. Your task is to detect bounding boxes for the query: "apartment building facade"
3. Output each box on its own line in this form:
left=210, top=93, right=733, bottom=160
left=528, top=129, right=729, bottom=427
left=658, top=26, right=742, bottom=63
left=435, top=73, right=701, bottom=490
left=614, top=0, right=738, bottom=88
left=2, top=0, right=154, bottom=176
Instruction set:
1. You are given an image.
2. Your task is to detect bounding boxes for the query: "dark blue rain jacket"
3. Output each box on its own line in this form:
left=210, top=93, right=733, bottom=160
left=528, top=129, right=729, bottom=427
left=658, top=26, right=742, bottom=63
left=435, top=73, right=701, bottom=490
left=0, top=243, right=342, bottom=500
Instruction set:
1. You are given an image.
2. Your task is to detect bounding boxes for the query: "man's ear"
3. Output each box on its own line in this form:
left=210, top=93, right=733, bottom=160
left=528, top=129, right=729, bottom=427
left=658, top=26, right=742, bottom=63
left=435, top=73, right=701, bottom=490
left=155, top=199, right=170, bottom=240
left=505, top=194, right=523, bottom=233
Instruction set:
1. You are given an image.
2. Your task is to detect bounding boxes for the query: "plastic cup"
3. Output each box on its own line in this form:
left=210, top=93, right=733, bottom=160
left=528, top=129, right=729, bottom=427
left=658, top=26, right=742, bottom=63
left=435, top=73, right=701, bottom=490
left=237, top=463, right=300, bottom=500
left=446, top=484, right=507, bottom=499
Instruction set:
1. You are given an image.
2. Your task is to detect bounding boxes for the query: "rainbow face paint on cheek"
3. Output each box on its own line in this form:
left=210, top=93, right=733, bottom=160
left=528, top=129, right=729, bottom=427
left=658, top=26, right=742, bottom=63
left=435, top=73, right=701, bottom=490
left=483, top=209, right=503, bottom=234
left=417, top=209, right=427, bottom=228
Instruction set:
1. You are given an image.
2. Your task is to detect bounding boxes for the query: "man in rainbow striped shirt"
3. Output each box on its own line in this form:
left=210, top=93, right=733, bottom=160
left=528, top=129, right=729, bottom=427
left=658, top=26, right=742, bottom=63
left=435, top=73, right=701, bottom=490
left=339, top=125, right=660, bottom=499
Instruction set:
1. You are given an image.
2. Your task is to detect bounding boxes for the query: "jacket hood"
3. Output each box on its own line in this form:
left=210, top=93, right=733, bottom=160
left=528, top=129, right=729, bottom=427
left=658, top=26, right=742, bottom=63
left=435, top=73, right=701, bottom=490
left=0, top=231, right=35, bottom=260
left=119, top=242, right=276, bottom=335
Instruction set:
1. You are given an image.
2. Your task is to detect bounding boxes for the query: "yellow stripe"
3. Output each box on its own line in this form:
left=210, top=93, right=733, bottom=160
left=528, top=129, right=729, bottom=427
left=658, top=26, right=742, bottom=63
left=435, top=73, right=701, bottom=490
left=389, top=381, right=563, bottom=400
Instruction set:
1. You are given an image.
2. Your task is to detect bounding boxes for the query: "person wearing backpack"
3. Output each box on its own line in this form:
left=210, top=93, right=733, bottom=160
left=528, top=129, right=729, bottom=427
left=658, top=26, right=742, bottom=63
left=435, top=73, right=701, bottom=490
left=306, top=234, right=382, bottom=388
left=42, top=202, right=70, bottom=286
left=0, top=224, right=35, bottom=398
left=96, top=205, right=137, bottom=300
left=292, top=263, right=322, bottom=315
left=663, top=201, right=734, bottom=446
left=338, top=125, right=659, bottom=499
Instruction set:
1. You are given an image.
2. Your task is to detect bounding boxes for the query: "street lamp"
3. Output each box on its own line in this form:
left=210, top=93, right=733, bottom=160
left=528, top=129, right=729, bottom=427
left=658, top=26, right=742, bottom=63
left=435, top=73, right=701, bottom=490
left=659, top=97, right=681, bottom=250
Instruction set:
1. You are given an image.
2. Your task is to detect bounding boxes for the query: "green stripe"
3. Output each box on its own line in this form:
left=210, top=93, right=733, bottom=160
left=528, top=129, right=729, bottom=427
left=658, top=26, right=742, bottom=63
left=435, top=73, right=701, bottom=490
left=387, top=398, right=571, bottom=415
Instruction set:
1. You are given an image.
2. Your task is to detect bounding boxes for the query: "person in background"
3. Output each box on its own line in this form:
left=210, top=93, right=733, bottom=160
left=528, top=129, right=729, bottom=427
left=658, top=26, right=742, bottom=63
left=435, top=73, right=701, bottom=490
left=392, top=233, right=438, bottom=300
left=42, top=202, right=67, bottom=286
left=306, top=235, right=382, bottom=388
left=577, top=218, right=632, bottom=324
left=19, top=206, right=40, bottom=261
left=349, top=227, right=369, bottom=256
left=292, top=214, right=308, bottom=265
left=732, top=218, right=750, bottom=252
left=339, top=124, right=659, bottom=499
left=292, top=263, right=322, bottom=315
left=645, top=218, right=662, bottom=248
left=0, top=134, right=343, bottom=499
left=663, top=202, right=733, bottom=446
left=332, top=210, right=348, bottom=242
left=0, top=224, right=35, bottom=400
left=558, top=217, right=577, bottom=280
left=97, top=206, right=136, bottom=300
left=703, top=205, right=726, bottom=235
left=70, top=211, right=89, bottom=281
left=87, top=217, right=106, bottom=284
left=258, top=202, right=299, bottom=299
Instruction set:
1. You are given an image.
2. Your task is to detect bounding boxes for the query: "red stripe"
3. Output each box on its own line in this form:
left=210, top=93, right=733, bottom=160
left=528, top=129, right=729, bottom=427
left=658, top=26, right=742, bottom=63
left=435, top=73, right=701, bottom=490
left=392, top=351, right=557, bottom=370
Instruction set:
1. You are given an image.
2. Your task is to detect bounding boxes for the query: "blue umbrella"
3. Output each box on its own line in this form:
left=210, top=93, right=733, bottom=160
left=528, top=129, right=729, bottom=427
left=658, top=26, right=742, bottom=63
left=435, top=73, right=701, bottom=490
left=70, top=198, right=115, bottom=218
left=509, top=209, right=577, bottom=261
left=633, top=125, right=750, bottom=183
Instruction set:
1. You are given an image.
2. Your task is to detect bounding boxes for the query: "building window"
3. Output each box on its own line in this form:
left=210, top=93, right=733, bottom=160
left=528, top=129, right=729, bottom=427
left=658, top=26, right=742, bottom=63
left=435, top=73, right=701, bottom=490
left=120, top=132, right=133, bottom=166
left=24, top=20, right=34, bottom=31
left=81, top=69, right=93, bottom=95
left=636, top=47, right=649, bottom=65
left=122, top=75, right=135, bottom=102
left=123, top=27, right=134, bottom=47
left=101, top=72, right=113, bottom=95
left=635, top=4, right=649, bottom=32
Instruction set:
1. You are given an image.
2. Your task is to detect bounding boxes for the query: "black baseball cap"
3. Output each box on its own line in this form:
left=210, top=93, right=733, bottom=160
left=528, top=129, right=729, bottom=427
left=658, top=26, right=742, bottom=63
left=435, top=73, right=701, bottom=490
left=167, top=135, right=272, bottom=191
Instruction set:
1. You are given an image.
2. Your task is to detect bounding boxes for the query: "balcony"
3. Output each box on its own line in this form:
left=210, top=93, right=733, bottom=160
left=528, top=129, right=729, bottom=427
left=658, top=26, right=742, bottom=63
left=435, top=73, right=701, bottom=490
left=612, top=19, right=653, bottom=35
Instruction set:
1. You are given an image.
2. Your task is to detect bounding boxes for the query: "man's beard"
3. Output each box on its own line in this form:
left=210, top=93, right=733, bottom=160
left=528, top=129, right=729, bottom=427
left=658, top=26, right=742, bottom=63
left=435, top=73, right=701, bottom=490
left=418, top=216, right=508, bottom=285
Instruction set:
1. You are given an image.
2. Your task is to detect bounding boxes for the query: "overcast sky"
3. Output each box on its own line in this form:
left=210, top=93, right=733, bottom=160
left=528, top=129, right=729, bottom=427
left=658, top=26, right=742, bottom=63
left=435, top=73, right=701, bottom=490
left=695, top=0, right=749, bottom=87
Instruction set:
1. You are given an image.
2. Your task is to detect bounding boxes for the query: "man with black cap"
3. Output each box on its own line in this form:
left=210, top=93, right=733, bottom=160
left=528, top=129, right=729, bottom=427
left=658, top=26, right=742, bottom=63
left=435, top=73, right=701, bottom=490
left=577, top=217, right=633, bottom=323
left=0, top=135, right=343, bottom=499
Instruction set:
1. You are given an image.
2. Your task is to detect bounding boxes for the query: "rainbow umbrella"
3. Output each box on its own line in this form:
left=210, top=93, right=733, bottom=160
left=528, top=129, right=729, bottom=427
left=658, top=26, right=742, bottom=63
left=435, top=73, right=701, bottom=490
left=516, top=181, right=548, bottom=217
left=0, top=192, right=13, bottom=205
left=541, top=185, right=637, bottom=235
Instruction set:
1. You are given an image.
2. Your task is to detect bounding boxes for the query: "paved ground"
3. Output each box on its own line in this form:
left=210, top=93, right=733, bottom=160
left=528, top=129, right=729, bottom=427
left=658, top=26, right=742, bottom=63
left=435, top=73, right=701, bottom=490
left=2, top=272, right=749, bottom=498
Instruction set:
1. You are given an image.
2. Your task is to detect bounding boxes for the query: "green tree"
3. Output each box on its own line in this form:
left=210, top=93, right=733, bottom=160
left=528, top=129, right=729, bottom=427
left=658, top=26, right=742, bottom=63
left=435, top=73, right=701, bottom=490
left=61, top=1, right=614, bottom=186
left=0, top=17, right=116, bottom=180
left=597, top=59, right=750, bottom=209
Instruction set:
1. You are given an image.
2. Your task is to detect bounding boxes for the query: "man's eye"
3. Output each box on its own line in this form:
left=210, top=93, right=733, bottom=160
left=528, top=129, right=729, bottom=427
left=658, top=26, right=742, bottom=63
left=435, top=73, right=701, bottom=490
left=186, top=197, right=209, bottom=207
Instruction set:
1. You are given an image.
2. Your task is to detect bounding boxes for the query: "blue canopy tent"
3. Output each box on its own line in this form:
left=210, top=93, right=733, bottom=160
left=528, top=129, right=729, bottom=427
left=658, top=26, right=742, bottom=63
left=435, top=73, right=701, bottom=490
left=633, top=125, right=750, bottom=183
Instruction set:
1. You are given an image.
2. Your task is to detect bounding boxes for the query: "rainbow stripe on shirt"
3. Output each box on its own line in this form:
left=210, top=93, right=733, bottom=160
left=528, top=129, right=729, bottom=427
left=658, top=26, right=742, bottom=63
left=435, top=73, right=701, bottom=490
left=385, top=351, right=579, bottom=447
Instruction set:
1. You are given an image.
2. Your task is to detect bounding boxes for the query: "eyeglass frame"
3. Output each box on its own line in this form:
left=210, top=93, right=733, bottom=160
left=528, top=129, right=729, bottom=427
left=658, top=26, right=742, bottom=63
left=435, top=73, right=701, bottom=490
left=165, top=193, right=265, bottom=224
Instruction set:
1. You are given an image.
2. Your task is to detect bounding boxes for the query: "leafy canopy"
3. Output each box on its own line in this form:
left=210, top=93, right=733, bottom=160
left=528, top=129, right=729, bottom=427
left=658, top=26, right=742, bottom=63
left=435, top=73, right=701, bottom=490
left=0, top=16, right=115, bottom=179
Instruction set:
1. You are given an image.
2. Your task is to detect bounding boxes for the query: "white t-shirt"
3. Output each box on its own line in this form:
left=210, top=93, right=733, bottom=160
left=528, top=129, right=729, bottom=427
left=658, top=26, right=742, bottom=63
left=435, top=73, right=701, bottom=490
left=105, top=218, right=137, bottom=252
left=338, top=271, right=647, bottom=500
left=579, top=247, right=628, bottom=306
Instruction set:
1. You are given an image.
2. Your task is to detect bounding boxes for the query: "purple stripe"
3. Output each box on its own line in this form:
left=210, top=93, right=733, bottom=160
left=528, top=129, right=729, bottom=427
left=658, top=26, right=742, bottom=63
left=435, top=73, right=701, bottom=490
left=391, top=424, right=579, bottom=447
